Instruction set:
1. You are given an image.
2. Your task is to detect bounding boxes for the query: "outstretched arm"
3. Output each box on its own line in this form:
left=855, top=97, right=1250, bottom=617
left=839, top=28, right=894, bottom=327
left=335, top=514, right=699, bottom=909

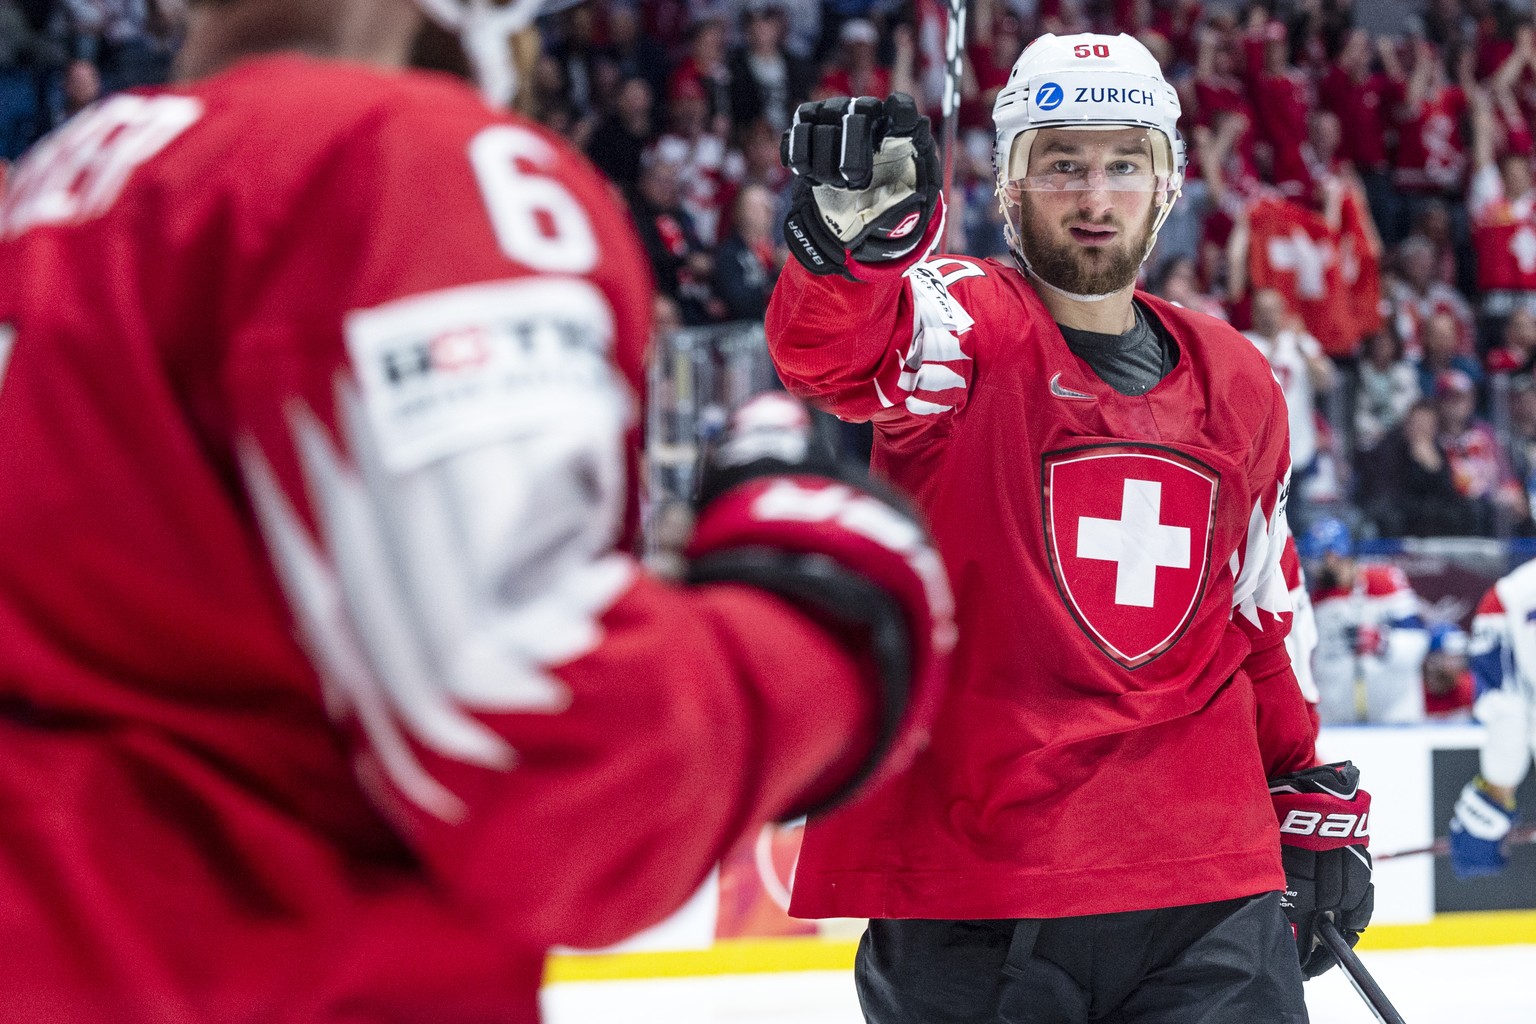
left=226, top=102, right=954, bottom=953
left=1470, top=83, right=1498, bottom=173
left=771, top=95, right=981, bottom=439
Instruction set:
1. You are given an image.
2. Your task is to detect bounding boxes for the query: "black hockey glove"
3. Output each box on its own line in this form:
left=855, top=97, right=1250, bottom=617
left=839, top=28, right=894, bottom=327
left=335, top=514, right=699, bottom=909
left=684, top=392, right=954, bottom=817
left=780, top=94, right=941, bottom=277
left=1269, top=762, right=1375, bottom=979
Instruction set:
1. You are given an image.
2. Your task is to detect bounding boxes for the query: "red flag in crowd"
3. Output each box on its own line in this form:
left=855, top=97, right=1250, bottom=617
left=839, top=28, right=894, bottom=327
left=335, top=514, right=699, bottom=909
left=1247, top=191, right=1382, bottom=358
left=1338, top=189, right=1384, bottom=344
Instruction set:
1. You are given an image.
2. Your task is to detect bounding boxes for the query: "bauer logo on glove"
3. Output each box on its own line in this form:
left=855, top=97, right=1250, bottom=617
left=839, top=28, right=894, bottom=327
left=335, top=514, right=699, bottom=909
left=1269, top=761, right=1375, bottom=979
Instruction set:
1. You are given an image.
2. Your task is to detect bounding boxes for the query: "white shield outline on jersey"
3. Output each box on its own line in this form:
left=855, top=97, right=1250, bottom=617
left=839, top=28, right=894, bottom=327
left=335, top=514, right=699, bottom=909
left=1042, top=442, right=1219, bottom=670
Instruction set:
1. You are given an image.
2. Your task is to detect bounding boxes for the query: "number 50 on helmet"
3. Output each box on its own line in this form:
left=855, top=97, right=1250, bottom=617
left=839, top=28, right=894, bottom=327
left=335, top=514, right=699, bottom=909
left=990, top=33, right=1186, bottom=261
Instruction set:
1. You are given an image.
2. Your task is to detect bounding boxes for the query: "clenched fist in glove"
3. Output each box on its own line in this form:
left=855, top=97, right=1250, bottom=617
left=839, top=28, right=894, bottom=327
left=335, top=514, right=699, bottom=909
left=780, top=94, right=942, bottom=277
left=1269, top=762, right=1375, bottom=979
left=686, top=393, right=956, bottom=815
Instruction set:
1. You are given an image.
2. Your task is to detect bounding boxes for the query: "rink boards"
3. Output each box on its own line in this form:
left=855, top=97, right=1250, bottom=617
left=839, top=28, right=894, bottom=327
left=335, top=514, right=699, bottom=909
left=549, top=725, right=1536, bottom=983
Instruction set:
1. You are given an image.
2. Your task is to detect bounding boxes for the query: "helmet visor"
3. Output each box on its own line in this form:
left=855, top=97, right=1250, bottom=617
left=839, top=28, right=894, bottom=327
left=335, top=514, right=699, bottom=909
left=1003, top=126, right=1173, bottom=194
left=1012, top=169, right=1162, bottom=192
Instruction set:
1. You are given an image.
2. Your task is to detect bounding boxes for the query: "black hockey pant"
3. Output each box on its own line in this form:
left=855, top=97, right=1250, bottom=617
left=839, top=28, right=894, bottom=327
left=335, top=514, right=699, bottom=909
left=854, top=892, right=1308, bottom=1024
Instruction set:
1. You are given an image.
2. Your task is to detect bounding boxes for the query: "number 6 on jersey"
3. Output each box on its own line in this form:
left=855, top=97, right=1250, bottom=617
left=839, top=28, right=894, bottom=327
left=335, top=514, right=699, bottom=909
left=469, top=125, right=598, bottom=274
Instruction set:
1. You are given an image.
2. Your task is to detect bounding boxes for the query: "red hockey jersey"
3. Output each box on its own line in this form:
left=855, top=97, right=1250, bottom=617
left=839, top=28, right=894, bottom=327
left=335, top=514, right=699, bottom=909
left=1470, top=163, right=1536, bottom=293
left=767, top=245, right=1316, bottom=920
left=0, top=56, right=897, bottom=1023
left=1392, top=84, right=1469, bottom=194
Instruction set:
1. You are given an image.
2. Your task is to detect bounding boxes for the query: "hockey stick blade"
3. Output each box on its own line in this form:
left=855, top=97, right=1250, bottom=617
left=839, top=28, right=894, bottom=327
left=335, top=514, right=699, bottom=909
left=1318, top=917, right=1408, bottom=1024
left=1377, top=822, right=1536, bottom=862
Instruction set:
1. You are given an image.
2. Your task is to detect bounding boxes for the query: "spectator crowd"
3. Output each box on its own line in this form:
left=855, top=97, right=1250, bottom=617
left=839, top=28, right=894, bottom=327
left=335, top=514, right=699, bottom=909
left=1, top=0, right=180, bottom=157
left=18, top=0, right=1536, bottom=545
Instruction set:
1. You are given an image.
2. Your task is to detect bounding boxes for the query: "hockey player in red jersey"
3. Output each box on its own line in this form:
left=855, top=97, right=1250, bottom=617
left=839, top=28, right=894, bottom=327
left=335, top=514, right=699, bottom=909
left=0, top=2, right=958, bottom=1022
left=770, top=32, right=1372, bottom=1024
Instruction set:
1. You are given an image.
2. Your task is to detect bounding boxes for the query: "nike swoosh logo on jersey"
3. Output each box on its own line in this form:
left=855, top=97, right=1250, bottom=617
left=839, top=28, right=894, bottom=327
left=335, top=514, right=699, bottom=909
left=1049, top=373, right=1095, bottom=401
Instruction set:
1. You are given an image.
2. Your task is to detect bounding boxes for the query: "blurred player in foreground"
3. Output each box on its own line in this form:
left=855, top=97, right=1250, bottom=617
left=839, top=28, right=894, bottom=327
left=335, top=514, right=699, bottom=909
left=768, top=32, right=1372, bottom=1024
left=0, top=1, right=956, bottom=1021
left=1452, top=558, right=1536, bottom=878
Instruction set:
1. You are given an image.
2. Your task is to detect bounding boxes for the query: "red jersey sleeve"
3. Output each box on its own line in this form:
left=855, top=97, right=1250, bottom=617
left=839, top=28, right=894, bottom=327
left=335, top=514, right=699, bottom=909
left=1230, top=374, right=1317, bottom=774
left=766, top=206, right=983, bottom=440
left=218, top=72, right=881, bottom=951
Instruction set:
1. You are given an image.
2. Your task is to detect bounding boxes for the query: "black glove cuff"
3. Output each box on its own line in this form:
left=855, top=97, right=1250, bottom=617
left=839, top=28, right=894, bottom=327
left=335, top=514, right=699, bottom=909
left=846, top=193, right=934, bottom=264
left=1280, top=844, right=1375, bottom=979
left=784, top=182, right=853, bottom=278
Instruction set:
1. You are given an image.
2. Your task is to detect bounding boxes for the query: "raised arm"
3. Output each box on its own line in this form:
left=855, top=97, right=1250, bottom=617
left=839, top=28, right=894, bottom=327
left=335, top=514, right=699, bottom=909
left=890, top=23, right=918, bottom=106
left=1399, top=39, right=1437, bottom=116
left=1224, top=203, right=1252, bottom=302
left=1196, top=110, right=1248, bottom=209
left=1376, top=35, right=1407, bottom=84
left=771, top=95, right=980, bottom=435
left=1472, top=84, right=1498, bottom=163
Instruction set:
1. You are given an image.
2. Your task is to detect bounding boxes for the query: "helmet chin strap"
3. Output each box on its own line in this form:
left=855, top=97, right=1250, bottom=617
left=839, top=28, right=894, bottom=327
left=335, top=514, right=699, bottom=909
left=415, top=0, right=545, bottom=107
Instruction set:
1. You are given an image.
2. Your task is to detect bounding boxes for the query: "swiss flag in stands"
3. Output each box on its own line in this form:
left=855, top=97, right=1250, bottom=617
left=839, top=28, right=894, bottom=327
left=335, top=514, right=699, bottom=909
left=1247, top=190, right=1382, bottom=358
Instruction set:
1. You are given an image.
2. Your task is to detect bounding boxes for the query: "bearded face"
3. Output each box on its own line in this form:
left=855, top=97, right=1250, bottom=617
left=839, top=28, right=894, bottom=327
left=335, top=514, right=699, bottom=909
left=1014, top=190, right=1156, bottom=297
left=1002, top=126, right=1165, bottom=298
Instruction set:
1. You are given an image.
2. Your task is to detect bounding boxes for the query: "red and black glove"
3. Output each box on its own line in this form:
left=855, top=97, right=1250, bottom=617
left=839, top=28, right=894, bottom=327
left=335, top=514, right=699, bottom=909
left=685, top=393, right=955, bottom=815
left=1269, top=761, right=1375, bottom=979
left=780, top=94, right=942, bottom=277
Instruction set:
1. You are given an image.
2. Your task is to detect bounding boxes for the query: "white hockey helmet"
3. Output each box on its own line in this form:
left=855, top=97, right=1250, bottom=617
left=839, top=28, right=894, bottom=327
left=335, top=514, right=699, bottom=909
left=413, top=0, right=582, bottom=108
left=992, top=33, right=1185, bottom=260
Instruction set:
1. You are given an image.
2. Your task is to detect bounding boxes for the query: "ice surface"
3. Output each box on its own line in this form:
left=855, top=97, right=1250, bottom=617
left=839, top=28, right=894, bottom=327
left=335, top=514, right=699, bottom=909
left=544, top=945, right=1536, bottom=1023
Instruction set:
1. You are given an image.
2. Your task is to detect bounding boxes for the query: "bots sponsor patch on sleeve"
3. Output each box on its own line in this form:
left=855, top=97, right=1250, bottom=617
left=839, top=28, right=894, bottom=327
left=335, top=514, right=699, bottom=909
left=344, top=278, right=629, bottom=473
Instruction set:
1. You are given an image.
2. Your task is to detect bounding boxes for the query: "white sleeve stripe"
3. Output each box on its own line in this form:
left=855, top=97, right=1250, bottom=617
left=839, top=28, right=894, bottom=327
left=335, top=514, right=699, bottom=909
left=898, top=362, right=967, bottom=393
left=862, top=252, right=985, bottom=425
left=238, top=373, right=636, bottom=823
left=904, top=395, right=954, bottom=415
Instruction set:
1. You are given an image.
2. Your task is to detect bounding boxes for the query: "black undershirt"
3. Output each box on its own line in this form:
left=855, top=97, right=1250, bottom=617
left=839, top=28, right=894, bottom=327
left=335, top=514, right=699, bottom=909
left=1056, top=299, right=1179, bottom=397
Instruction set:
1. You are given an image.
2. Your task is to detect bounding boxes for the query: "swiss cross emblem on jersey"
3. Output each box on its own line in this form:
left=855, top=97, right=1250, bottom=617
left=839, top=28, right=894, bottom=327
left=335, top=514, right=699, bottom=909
left=1043, top=444, right=1220, bottom=669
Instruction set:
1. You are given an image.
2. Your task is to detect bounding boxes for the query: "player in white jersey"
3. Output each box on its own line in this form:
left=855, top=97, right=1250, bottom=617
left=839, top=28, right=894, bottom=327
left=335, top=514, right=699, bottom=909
left=1244, top=288, right=1335, bottom=483
left=1303, top=518, right=1431, bottom=724
left=1452, top=558, right=1536, bottom=877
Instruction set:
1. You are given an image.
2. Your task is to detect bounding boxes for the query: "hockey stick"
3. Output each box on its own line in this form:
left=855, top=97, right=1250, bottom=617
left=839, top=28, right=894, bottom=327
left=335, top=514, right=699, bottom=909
left=1376, top=823, right=1536, bottom=862
left=940, top=0, right=968, bottom=202
left=1318, top=917, right=1408, bottom=1024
